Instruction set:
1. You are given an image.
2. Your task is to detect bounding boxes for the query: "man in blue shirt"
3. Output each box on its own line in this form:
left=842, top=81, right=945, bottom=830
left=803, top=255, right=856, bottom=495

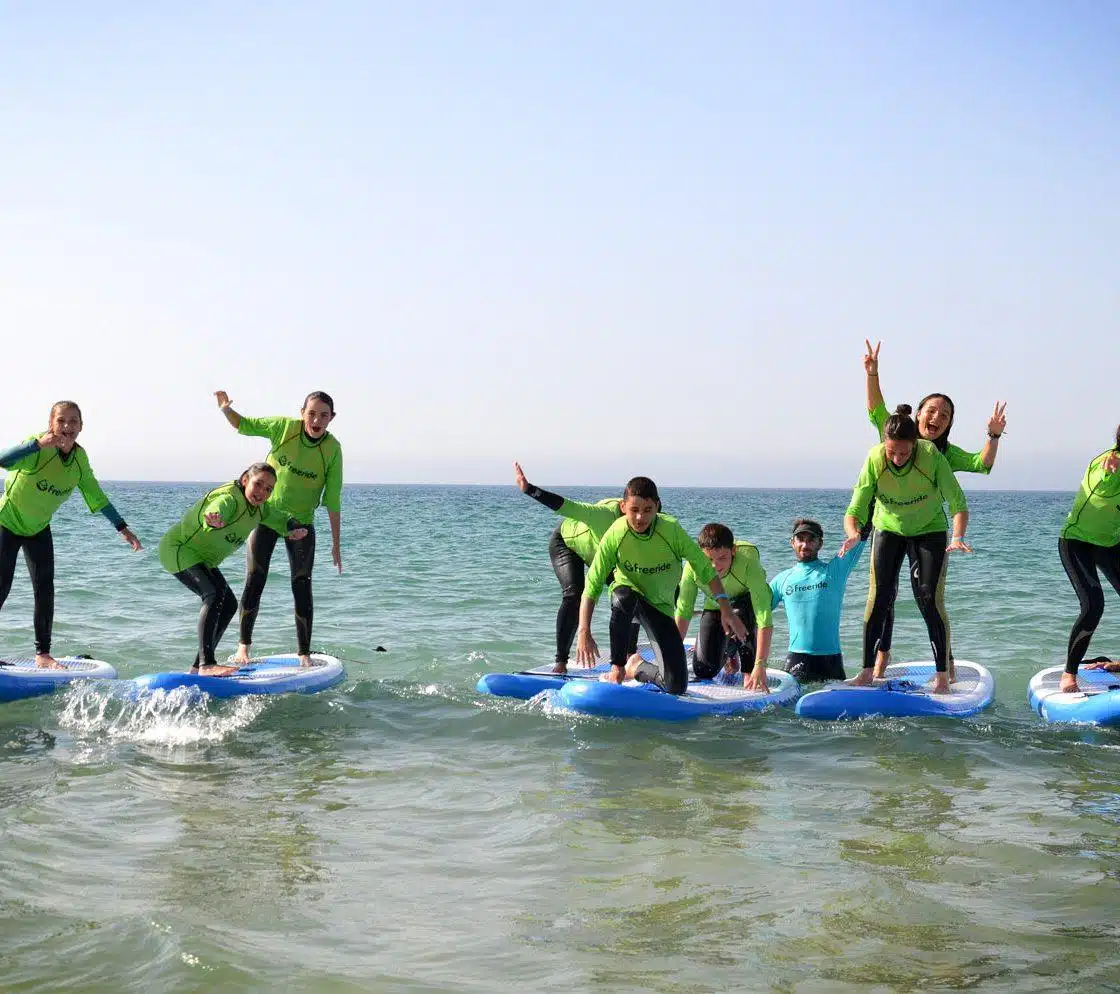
left=769, top=519, right=866, bottom=682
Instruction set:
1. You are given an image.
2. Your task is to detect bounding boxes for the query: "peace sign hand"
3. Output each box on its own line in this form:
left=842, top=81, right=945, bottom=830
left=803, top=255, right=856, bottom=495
left=864, top=339, right=881, bottom=376
left=987, top=401, right=1007, bottom=438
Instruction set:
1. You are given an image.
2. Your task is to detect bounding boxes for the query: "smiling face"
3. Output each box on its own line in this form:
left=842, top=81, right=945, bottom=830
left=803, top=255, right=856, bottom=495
left=242, top=469, right=277, bottom=506
left=791, top=533, right=823, bottom=562
left=884, top=438, right=915, bottom=467
left=702, top=545, right=735, bottom=576
left=621, top=495, right=659, bottom=534
left=916, top=396, right=954, bottom=441
left=50, top=404, right=82, bottom=452
left=301, top=398, right=335, bottom=439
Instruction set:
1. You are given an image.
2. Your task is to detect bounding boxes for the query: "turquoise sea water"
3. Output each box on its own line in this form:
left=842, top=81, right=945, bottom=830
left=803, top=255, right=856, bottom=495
left=3, top=483, right=1120, bottom=993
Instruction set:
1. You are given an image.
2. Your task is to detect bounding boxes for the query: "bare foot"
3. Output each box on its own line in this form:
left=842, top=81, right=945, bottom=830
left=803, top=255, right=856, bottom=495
left=872, top=649, right=890, bottom=680
left=197, top=664, right=240, bottom=677
left=604, top=665, right=625, bottom=684
left=298, top=654, right=312, bottom=668
left=848, top=669, right=875, bottom=687
left=35, top=653, right=63, bottom=670
left=232, top=643, right=252, bottom=664
left=947, top=662, right=956, bottom=684
left=551, top=661, right=569, bottom=675
left=623, top=653, right=645, bottom=680
left=930, top=674, right=951, bottom=694
left=1059, top=673, right=1080, bottom=694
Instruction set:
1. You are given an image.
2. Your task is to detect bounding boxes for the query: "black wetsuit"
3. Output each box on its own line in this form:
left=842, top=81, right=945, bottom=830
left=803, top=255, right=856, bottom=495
left=609, top=585, right=688, bottom=695
left=1059, top=537, right=1120, bottom=676
left=0, top=525, right=55, bottom=654
left=692, top=594, right=756, bottom=680
left=176, top=564, right=238, bottom=669
left=239, top=524, right=316, bottom=655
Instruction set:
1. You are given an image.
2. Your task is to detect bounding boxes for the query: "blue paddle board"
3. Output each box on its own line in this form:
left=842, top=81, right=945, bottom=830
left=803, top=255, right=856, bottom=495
left=131, top=653, right=344, bottom=698
left=795, top=660, right=994, bottom=720
left=553, top=667, right=800, bottom=721
left=0, top=656, right=116, bottom=703
left=477, top=641, right=695, bottom=700
left=1029, top=664, right=1120, bottom=725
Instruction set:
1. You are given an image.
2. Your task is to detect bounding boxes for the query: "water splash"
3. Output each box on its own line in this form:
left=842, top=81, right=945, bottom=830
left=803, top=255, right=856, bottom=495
left=56, top=682, right=268, bottom=747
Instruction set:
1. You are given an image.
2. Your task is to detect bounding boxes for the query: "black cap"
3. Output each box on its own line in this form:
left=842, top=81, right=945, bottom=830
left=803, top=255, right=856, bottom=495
left=792, top=519, right=824, bottom=540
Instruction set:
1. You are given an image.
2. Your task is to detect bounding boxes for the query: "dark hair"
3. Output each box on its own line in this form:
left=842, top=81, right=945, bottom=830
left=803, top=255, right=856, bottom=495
left=698, top=523, right=734, bottom=550
left=1114, top=424, right=1119, bottom=450
left=622, top=476, right=660, bottom=505
left=916, top=392, right=955, bottom=452
left=50, top=400, right=83, bottom=424
left=884, top=404, right=918, bottom=443
left=239, top=461, right=277, bottom=487
left=303, top=391, right=335, bottom=414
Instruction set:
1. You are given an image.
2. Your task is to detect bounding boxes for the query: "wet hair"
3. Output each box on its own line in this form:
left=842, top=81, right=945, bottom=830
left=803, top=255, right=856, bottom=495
left=884, top=404, right=918, bottom=443
left=698, top=523, right=734, bottom=550
left=49, top=400, right=83, bottom=425
left=622, top=476, right=660, bottom=506
left=238, top=461, right=277, bottom=488
left=916, top=392, right=955, bottom=452
left=303, top=391, right=335, bottom=415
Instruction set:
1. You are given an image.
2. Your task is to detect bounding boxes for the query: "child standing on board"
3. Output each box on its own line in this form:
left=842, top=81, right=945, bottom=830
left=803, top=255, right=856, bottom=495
left=575, top=477, right=748, bottom=695
left=214, top=390, right=343, bottom=668
left=0, top=401, right=141, bottom=667
left=158, top=463, right=308, bottom=676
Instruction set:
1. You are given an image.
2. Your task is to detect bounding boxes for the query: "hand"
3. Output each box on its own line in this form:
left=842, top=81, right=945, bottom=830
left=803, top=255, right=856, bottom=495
left=721, top=609, right=748, bottom=643
left=204, top=512, right=225, bottom=528
left=575, top=628, right=599, bottom=666
left=838, top=535, right=861, bottom=557
left=947, top=537, right=972, bottom=553
left=1105, top=451, right=1120, bottom=475
left=513, top=461, right=530, bottom=494
left=215, top=390, right=232, bottom=410
left=289, top=527, right=309, bottom=541
left=36, top=432, right=62, bottom=450
left=743, top=664, right=770, bottom=694
left=332, top=542, right=342, bottom=574
left=987, top=401, right=1007, bottom=438
left=1082, top=659, right=1120, bottom=673
left=863, top=339, right=880, bottom=376
left=120, top=527, right=142, bottom=551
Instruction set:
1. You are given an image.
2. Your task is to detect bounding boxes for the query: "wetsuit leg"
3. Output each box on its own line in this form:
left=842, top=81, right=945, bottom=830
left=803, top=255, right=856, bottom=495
left=177, top=565, right=238, bottom=668
left=863, top=529, right=907, bottom=670
left=549, top=526, right=584, bottom=664
left=693, top=609, right=725, bottom=680
left=0, top=526, right=24, bottom=619
left=1059, top=537, right=1120, bottom=675
left=21, top=527, right=55, bottom=655
left=785, top=652, right=845, bottom=682
left=906, top=532, right=950, bottom=672
left=609, top=586, right=689, bottom=694
left=239, top=526, right=280, bottom=647
left=285, top=525, right=316, bottom=655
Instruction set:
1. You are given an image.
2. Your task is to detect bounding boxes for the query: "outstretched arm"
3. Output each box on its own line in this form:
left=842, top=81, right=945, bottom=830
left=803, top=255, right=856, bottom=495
left=513, top=461, right=564, bottom=511
left=214, top=391, right=242, bottom=429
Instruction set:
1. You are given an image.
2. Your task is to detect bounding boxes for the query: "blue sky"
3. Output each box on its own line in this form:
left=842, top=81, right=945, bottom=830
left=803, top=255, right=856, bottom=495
left=1, top=1, right=1116, bottom=488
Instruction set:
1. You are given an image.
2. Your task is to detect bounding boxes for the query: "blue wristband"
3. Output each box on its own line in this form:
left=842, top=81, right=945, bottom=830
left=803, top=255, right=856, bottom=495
left=714, top=593, right=729, bottom=602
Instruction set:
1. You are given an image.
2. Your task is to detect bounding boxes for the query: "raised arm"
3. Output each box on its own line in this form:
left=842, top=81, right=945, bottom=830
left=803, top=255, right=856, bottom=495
left=864, top=340, right=885, bottom=414
left=980, top=401, right=1007, bottom=470
left=214, top=391, right=242, bottom=430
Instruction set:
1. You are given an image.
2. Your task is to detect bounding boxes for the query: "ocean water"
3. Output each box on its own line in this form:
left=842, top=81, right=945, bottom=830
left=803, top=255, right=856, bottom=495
left=2, top=483, right=1120, bottom=993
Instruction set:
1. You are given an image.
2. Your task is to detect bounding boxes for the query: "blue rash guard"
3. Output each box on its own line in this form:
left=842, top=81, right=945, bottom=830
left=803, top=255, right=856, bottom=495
left=769, top=541, right=866, bottom=655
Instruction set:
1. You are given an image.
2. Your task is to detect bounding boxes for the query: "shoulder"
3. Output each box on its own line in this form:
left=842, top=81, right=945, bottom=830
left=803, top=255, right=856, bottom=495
left=734, top=540, right=760, bottom=559
left=595, top=498, right=621, bottom=512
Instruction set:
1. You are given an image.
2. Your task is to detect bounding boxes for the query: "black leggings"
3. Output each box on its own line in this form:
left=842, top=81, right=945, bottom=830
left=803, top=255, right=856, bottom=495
left=1059, top=537, right=1120, bottom=676
left=176, top=564, right=238, bottom=669
left=609, top=586, right=688, bottom=695
left=549, top=526, right=584, bottom=663
left=863, top=530, right=950, bottom=672
left=785, top=652, right=845, bottom=682
left=0, top=525, right=54, bottom=654
left=693, top=595, right=757, bottom=680
left=239, top=525, right=316, bottom=655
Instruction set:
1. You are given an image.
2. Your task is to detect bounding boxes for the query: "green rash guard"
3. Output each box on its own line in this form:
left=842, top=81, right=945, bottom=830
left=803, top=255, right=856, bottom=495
left=585, top=513, right=718, bottom=618
left=847, top=440, right=968, bottom=536
left=237, top=416, right=343, bottom=529
left=558, top=498, right=622, bottom=565
left=675, top=541, right=773, bottom=629
left=1061, top=451, right=1120, bottom=546
left=0, top=439, right=111, bottom=537
left=158, top=482, right=293, bottom=574
left=869, top=401, right=989, bottom=475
